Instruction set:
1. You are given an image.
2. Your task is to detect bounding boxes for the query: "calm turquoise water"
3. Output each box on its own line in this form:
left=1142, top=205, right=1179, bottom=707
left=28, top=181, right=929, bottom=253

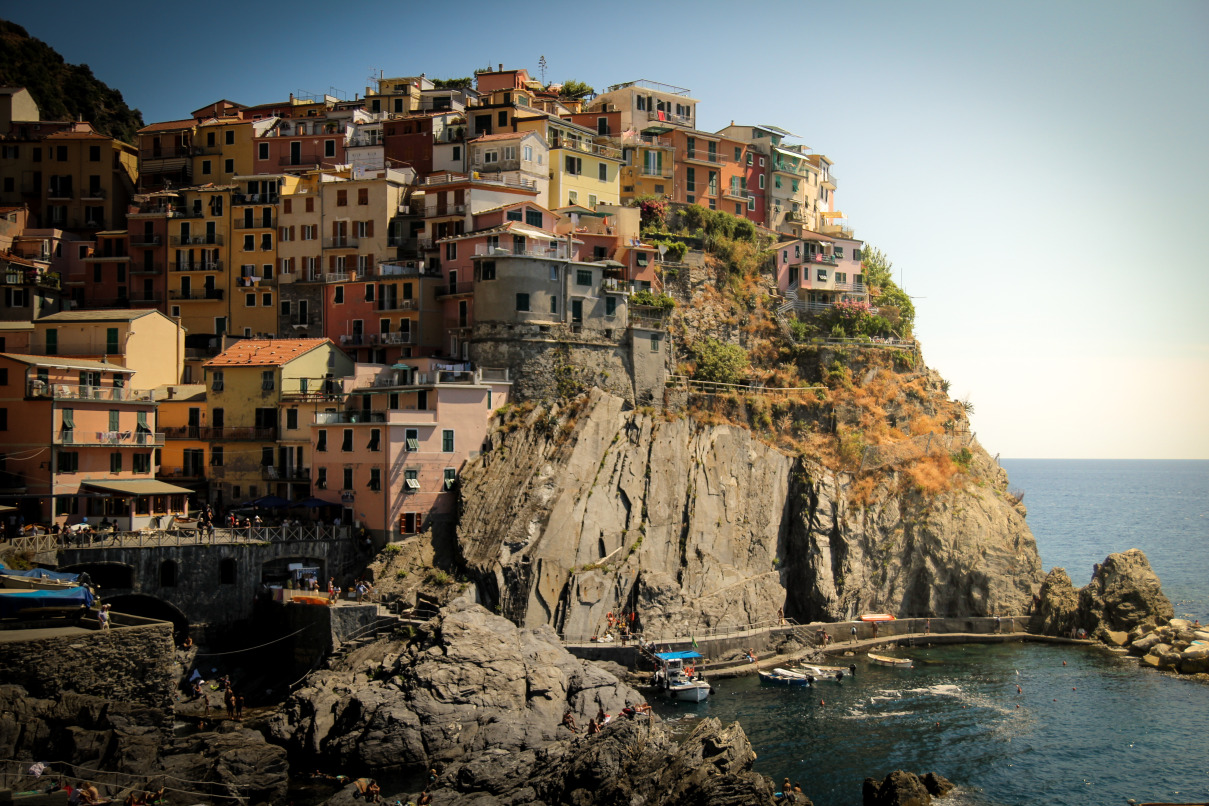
left=653, top=460, right=1209, bottom=805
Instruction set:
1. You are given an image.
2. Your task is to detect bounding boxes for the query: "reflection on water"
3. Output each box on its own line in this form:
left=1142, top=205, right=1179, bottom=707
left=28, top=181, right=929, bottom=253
left=652, top=643, right=1209, bottom=806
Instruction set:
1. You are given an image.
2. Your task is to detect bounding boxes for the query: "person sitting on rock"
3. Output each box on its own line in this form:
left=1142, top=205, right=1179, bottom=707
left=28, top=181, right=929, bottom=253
left=587, top=718, right=600, bottom=735
left=353, top=778, right=380, bottom=802
left=561, top=710, right=578, bottom=732
left=596, top=705, right=609, bottom=723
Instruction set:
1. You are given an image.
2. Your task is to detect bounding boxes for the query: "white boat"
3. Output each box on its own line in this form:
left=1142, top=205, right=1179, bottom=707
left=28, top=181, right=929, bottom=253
left=867, top=652, right=913, bottom=668
left=653, top=651, right=711, bottom=702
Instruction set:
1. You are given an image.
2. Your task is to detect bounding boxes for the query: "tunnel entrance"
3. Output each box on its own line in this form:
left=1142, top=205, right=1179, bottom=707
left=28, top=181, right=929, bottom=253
left=104, top=593, right=189, bottom=641
left=57, top=561, right=135, bottom=590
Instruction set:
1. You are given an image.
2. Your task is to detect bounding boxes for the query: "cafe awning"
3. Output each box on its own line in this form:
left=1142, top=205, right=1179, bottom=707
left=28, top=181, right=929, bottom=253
left=81, top=480, right=194, bottom=496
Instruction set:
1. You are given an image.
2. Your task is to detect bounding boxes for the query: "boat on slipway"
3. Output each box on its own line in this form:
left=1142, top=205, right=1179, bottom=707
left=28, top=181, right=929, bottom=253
left=653, top=651, right=712, bottom=702
left=867, top=652, right=914, bottom=668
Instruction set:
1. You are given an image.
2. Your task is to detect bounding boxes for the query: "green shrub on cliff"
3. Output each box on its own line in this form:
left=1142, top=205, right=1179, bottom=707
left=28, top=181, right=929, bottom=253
left=690, top=338, right=749, bottom=385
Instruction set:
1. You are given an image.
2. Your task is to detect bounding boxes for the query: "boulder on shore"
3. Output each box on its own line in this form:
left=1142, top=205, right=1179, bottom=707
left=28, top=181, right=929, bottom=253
left=269, top=598, right=646, bottom=771
left=863, top=769, right=955, bottom=805
left=1030, top=550, right=1172, bottom=639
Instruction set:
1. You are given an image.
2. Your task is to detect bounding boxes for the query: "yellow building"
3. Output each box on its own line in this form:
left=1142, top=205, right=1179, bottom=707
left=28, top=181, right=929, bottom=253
left=516, top=117, right=622, bottom=210
left=32, top=309, right=185, bottom=390
left=229, top=174, right=283, bottom=338
left=192, top=118, right=253, bottom=186
left=202, top=338, right=352, bottom=508
left=167, top=186, right=233, bottom=340
left=154, top=383, right=208, bottom=500
left=619, top=133, right=675, bottom=202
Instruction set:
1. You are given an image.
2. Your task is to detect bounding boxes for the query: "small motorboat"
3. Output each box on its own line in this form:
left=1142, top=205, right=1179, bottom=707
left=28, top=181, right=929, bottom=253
left=759, top=668, right=811, bottom=686
left=653, top=651, right=712, bottom=702
left=867, top=652, right=913, bottom=668
left=860, top=613, right=897, bottom=623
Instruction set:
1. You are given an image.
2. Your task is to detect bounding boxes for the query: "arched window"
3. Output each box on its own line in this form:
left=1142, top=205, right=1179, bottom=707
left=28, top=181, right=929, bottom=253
left=219, top=557, right=237, bottom=585
left=159, top=560, right=177, bottom=588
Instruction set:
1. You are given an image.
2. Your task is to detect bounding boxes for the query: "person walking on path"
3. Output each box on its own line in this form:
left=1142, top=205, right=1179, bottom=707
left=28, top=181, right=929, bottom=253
left=98, top=604, right=111, bottom=630
left=850, top=625, right=857, bottom=643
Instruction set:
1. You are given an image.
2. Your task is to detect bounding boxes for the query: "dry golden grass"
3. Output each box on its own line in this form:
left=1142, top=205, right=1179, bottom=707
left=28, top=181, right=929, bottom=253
left=905, top=453, right=959, bottom=495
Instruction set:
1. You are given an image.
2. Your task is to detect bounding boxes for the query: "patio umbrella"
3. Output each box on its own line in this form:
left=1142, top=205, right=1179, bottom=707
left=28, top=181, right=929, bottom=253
left=291, top=497, right=334, bottom=508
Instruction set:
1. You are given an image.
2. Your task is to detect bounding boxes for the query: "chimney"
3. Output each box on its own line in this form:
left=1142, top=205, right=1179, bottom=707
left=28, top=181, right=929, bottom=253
left=499, top=64, right=503, bottom=72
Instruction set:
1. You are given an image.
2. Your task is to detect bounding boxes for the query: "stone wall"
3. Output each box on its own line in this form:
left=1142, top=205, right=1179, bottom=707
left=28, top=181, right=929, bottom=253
left=57, top=538, right=365, bottom=630
left=0, top=615, right=175, bottom=711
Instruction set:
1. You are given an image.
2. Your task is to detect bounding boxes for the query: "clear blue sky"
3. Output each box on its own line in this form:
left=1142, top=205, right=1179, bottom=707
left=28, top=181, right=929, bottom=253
left=7, top=0, right=1208, bottom=459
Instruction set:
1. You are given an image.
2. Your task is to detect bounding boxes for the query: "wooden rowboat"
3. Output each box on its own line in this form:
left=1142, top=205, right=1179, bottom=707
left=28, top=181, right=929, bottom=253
left=867, top=652, right=913, bottom=668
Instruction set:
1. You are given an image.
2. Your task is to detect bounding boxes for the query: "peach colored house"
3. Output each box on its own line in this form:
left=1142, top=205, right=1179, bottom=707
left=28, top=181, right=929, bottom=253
left=309, top=359, right=510, bottom=538
left=774, top=233, right=868, bottom=313
left=0, top=353, right=190, bottom=529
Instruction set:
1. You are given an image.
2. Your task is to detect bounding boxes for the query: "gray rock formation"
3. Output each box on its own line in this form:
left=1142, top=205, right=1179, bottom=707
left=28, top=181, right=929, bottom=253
left=457, top=389, right=1041, bottom=639
left=0, top=685, right=288, bottom=804
left=863, top=770, right=955, bottom=805
left=432, top=716, right=776, bottom=806
left=1031, top=550, right=1173, bottom=639
left=269, top=599, right=646, bottom=771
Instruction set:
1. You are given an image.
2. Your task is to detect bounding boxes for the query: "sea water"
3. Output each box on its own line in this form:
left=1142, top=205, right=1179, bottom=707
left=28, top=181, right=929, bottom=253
left=653, top=460, right=1209, bottom=805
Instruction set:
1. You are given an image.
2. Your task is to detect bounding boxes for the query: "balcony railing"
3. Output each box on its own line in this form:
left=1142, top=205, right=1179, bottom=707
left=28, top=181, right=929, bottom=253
left=170, top=234, right=224, bottom=246
left=473, top=244, right=573, bottom=260
left=602, top=277, right=634, bottom=294
left=549, top=137, right=623, bottom=160
left=262, top=466, right=311, bottom=481
left=232, top=193, right=280, bottom=205
left=81, top=187, right=107, bottom=200
left=141, top=147, right=191, bottom=160
left=423, top=172, right=536, bottom=191
left=56, top=431, right=165, bottom=447
left=724, top=187, right=751, bottom=200
left=323, top=236, right=360, bottom=249
left=684, top=151, right=728, bottom=165
left=47, top=186, right=73, bottom=199
left=376, top=298, right=417, bottom=311
left=314, top=410, right=390, bottom=425
left=161, top=425, right=277, bottom=441
left=28, top=382, right=154, bottom=402
left=772, top=160, right=811, bottom=177
left=131, top=262, right=164, bottom=274
left=130, top=235, right=162, bottom=247
left=171, top=261, right=223, bottom=272
left=168, top=289, right=224, bottom=300
left=639, top=166, right=673, bottom=178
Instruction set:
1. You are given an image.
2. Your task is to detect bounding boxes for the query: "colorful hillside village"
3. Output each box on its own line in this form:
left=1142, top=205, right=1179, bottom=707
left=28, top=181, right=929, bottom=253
left=0, top=69, right=866, bottom=540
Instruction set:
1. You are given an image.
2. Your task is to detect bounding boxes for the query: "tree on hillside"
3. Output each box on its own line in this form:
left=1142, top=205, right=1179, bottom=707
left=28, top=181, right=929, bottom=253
left=557, top=79, right=595, bottom=98
left=691, top=338, right=750, bottom=386
left=860, top=245, right=915, bottom=337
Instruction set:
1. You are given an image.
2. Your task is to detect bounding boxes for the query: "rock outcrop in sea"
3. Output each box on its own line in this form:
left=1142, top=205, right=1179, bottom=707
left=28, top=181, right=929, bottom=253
left=456, top=388, right=1042, bottom=639
left=863, top=770, right=956, bottom=805
left=270, top=598, right=647, bottom=770
left=1030, top=548, right=1173, bottom=638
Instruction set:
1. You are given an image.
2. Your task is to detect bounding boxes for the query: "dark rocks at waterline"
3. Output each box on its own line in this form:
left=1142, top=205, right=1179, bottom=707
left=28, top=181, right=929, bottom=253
left=269, top=598, right=647, bottom=771
left=1029, top=549, right=1173, bottom=639
left=426, top=716, right=776, bottom=806
left=0, top=685, right=288, bottom=803
left=863, top=770, right=955, bottom=805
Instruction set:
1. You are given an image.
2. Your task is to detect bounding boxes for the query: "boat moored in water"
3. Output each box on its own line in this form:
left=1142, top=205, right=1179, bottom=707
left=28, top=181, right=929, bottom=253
left=867, top=652, right=914, bottom=668
left=653, top=651, right=712, bottom=702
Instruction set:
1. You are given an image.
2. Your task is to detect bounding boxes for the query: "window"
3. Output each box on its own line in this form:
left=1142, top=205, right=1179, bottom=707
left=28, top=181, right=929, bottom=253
left=651, top=333, right=662, bottom=352
left=479, top=260, right=495, bottom=280
left=817, top=269, right=828, bottom=282
left=337, top=189, right=347, bottom=206
left=576, top=269, right=592, bottom=286
left=523, top=145, right=533, bottom=161
left=405, top=428, right=418, bottom=451
left=316, top=467, right=327, bottom=489
left=598, top=163, right=608, bottom=181
left=497, top=111, right=507, bottom=127
left=483, top=150, right=498, bottom=164
left=525, top=209, right=543, bottom=228
left=133, top=453, right=151, bottom=474
left=302, top=225, right=315, bottom=240
left=775, top=175, right=782, bottom=189
left=316, top=430, right=327, bottom=451
left=588, top=194, right=597, bottom=208
left=358, top=187, right=368, bottom=205
left=343, top=467, right=353, bottom=490
left=334, top=286, right=344, bottom=304
left=202, top=160, right=212, bottom=175
left=368, top=428, right=381, bottom=451
left=404, top=469, right=419, bottom=491
left=516, top=292, right=530, bottom=312
left=452, top=145, right=461, bottom=161
left=225, top=129, right=235, bottom=145
left=261, top=233, right=272, bottom=250
left=58, top=451, right=78, bottom=472
left=244, top=234, right=254, bottom=251
left=286, top=409, right=298, bottom=430
left=442, top=429, right=454, bottom=452
left=246, top=293, right=256, bottom=307
left=210, top=446, right=223, bottom=466
left=565, top=156, right=582, bottom=175
left=369, top=468, right=381, bottom=491
left=224, top=159, right=234, bottom=173
left=160, top=560, right=177, bottom=588
left=261, top=446, right=273, bottom=466
left=261, top=370, right=274, bottom=391
left=258, top=142, right=269, bottom=160
left=606, top=297, right=617, bottom=317
left=444, top=468, right=457, bottom=490
left=89, top=145, right=101, bottom=162
left=341, top=429, right=353, bottom=451
left=748, top=195, right=756, bottom=211
left=503, top=146, right=517, bottom=161
left=324, top=139, right=336, bottom=157
left=262, top=292, right=272, bottom=306
left=445, top=242, right=457, bottom=260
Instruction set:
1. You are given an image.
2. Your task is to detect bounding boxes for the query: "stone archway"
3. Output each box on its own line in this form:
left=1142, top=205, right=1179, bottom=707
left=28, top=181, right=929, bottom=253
left=57, top=561, right=135, bottom=590
left=103, top=592, right=190, bottom=639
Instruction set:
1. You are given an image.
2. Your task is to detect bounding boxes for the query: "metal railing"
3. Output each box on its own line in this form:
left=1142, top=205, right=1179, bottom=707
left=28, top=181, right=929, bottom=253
left=376, top=298, right=417, bottom=312
left=168, top=289, right=224, bottom=300
left=665, top=375, right=825, bottom=396
left=129, top=235, right=162, bottom=247
left=170, top=260, right=223, bottom=272
left=38, top=523, right=352, bottom=549
left=323, top=236, right=360, bottom=248
left=232, top=193, right=279, bottom=205
left=170, top=234, right=223, bottom=246
left=55, top=431, right=165, bottom=447
left=474, top=244, right=573, bottom=260
left=27, top=382, right=154, bottom=402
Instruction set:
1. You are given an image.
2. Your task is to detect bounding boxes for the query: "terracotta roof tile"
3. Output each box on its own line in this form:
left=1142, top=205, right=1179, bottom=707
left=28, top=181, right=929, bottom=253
left=204, top=338, right=330, bottom=368
left=137, top=119, right=197, bottom=134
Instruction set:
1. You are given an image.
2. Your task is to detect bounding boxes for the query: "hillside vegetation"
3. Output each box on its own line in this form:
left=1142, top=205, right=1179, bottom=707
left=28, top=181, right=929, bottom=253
left=0, top=20, right=144, bottom=143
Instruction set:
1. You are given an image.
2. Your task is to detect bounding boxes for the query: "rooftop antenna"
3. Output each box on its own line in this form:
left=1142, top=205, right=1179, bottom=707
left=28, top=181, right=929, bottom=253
left=538, top=55, right=547, bottom=85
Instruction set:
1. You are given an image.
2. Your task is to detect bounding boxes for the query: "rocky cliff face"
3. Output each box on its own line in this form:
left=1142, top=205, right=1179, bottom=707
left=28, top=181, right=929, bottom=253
left=1030, top=549, right=1174, bottom=638
left=269, top=599, right=646, bottom=771
left=457, top=388, right=1042, bottom=639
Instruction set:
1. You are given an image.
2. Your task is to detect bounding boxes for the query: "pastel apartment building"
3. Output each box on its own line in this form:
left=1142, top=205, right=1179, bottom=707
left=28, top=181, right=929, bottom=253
left=775, top=234, right=868, bottom=313
left=32, top=309, right=185, bottom=390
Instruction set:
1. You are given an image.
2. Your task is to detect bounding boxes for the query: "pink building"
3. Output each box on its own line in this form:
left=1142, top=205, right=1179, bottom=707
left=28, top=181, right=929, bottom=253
left=774, top=233, right=868, bottom=313
left=308, top=359, right=510, bottom=536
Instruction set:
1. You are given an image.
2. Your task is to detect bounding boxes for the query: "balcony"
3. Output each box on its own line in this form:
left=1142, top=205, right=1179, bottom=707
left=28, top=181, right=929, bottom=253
left=81, top=187, right=108, bottom=200
left=162, top=425, right=277, bottom=441
left=435, top=281, right=475, bottom=298
left=683, top=151, right=728, bottom=166
left=423, top=172, right=536, bottom=191
left=171, top=261, right=223, bottom=272
left=639, top=165, right=673, bottom=179
left=323, top=236, right=360, bottom=249
left=27, top=382, right=154, bottom=402
left=314, top=410, right=390, bottom=425
left=4, top=270, right=61, bottom=290
left=130, top=235, right=162, bottom=247
left=168, top=288, right=224, bottom=300
left=376, top=297, right=417, bottom=312
left=234, top=218, right=275, bottom=230
left=170, top=234, right=224, bottom=246
left=339, top=331, right=415, bottom=346
left=772, top=160, right=811, bottom=178
left=473, top=244, right=573, bottom=260
left=262, top=465, right=311, bottom=482
left=803, top=252, right=838, bottom=266
left=191, top=144, right=221, bottom=156
left=47, top=186, right=73, bottom=200
left=141, top=147, right=191, bottom=160
left=319, top=270, right=365, bottom=283
left=56, top=431, right=165, bottom=447
left=232, top=193, right=280, bottom=205
left=602, top=277, right=634, bottom=294
left=821, top=170, right=837, bottom=188
left=549, top=137, right=623, bottom=160
left=131, top=262, right=164, bottom=274
left=724, top=187, right=751, bottom=200
left=636, top=135, right=674, bottom=149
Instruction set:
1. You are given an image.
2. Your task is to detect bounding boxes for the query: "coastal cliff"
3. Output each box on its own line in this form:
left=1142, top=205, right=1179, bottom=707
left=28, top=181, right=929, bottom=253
left=456, top=385, right=1042, bottom=639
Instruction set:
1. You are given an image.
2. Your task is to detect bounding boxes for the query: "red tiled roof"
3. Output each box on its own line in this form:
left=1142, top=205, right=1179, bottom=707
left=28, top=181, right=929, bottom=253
left=137, top=119, right=196, bottom=134
left=44, top=130, right=111, bottom=141
left=469, top=132, right=529, bottom=143
left=204, top=338, right=330, bottom=368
